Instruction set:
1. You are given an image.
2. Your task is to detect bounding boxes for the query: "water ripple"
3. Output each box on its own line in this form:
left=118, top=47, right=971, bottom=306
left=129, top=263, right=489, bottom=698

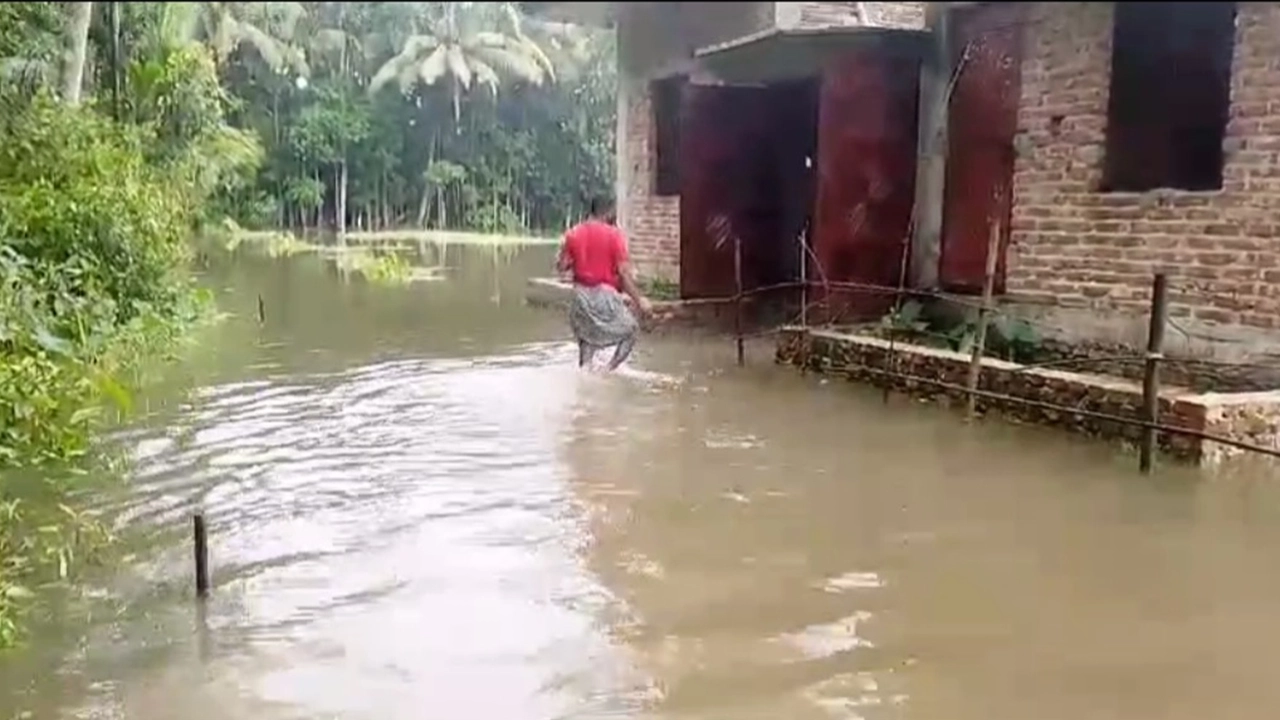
left=66, top=340, right=659, bottom=720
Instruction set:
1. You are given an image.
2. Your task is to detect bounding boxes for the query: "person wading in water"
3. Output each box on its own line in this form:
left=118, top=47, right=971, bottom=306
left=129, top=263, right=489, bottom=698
left=557, top=197, right=652, bottom=371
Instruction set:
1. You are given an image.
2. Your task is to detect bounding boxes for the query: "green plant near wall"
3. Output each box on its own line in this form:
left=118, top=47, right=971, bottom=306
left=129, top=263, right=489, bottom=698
left=880, top=299, right=929, bottom=336
left=641, top=277, right=679, bottom=302
left=939, top=312, right=1042, bottom=362
left=875, top=299, right=1043, bottom=364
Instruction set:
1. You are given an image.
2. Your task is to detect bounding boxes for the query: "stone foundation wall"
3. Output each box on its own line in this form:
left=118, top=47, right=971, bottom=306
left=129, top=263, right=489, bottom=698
left=776, top=326, right=1280, bottom=466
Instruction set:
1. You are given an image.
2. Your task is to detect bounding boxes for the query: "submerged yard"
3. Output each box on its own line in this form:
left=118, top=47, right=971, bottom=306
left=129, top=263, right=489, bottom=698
left=2, top=243, right=1280, bottom=720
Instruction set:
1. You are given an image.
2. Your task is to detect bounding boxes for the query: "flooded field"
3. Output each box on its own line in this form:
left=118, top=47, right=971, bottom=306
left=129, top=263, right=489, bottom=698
left=3, top=244, right=1280, bottom=720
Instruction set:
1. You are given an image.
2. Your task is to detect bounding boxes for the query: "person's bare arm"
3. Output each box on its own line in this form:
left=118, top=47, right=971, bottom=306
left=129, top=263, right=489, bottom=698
left=556, top=236, right=573, bottom=277
left=612, top=229, right=650, bottom=314
left=618, top=260, right=652, bottom=315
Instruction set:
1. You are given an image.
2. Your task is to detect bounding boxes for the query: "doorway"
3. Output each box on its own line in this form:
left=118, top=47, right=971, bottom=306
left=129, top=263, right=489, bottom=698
left=678, top=78, right=821, bottom=316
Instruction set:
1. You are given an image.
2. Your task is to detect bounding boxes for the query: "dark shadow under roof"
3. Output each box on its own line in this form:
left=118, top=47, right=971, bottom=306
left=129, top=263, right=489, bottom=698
left=694, top=25, right=930, bottom=84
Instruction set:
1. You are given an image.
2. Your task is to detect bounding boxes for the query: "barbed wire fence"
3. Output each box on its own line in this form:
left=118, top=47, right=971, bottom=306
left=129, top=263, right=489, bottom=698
left=635, top=27, right=1280, bottom=471
left=670, top=223, right=1280, bottom=471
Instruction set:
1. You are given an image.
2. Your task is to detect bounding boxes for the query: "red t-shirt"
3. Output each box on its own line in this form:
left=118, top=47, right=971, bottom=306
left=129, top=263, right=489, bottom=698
left=562, top=220, right=628, bottom=290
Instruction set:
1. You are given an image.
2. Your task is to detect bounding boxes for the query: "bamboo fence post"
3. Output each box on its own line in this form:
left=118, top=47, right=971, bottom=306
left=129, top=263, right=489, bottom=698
left=193, top=513, right=210, bottom=599
left=1139, top=273, right=1169, bottom=473
left=965, top=221, right=1002, bottom=421
left=734, top=234, right=745, bottom=367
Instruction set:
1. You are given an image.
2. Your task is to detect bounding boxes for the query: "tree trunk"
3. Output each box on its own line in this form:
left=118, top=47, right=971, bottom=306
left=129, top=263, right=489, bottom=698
left=417, top=186, right=431, bottom=228
left=337, top=160, right=349, bottom=242
left=62, top=2, right=94, bottom=106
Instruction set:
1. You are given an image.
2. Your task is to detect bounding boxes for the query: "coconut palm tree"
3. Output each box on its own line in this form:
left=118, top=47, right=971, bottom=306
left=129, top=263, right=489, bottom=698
left=163, top=1, right=309, bottom=74
left=368, top=2, right=554, bottom=124
left=523, top=16, right=596, bottom=84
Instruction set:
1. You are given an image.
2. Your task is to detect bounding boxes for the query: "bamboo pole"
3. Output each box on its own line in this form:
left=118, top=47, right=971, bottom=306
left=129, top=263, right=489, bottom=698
left=1139, top=273, right=1169, bottom=473
left=799, top=225, right=809, bottom=328
left=734, top=234, right=745, bottom=367
left=193, top=513, right=210, bottom=599
left=965, top=220, right=1002, bottom=421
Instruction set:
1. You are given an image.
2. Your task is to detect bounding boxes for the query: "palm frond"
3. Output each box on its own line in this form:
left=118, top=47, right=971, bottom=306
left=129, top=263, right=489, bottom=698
left=238, top=22, right=288, bottom=71
left=469, top=58, right=501, bottom=95
left=517, top=37, right=555, bottom=83
left=273, top=2, right=308, bottom=41
left=311, top=28, right=350, bottom=56
left=369, top=54, right=405, bottom=93
left=212, top=14, right=239, bottom=61
left=0, top=57, right=53, bottom=89
left=161, top=2, right=202, bottom=48
left=396, top=58, right=419, bottom=93
left=471, top=46, right=545, bottom=85
left=471, top=31, right=510, bottom=48
left=445, top=46, right=472, bottom=89
left=418, top=45, right=449, bottom=86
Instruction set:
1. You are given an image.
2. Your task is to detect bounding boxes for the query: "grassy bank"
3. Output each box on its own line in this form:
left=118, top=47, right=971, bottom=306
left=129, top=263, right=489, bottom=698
left=0, top=58, right=244, bottom=645
left=219, top=226, right=559, bottom=287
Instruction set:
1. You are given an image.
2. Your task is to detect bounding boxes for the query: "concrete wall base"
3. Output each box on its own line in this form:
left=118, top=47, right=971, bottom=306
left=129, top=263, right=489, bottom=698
left=775, top=326, right=1280, bottom=468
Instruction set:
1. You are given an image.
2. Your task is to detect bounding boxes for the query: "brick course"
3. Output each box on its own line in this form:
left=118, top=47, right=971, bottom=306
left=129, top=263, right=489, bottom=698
left=1009, top=2, right=1280, bottom=333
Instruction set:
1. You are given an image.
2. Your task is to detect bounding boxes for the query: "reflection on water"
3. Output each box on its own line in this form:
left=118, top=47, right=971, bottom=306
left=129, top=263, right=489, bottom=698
left=4, top=244, right=1280, bottom=719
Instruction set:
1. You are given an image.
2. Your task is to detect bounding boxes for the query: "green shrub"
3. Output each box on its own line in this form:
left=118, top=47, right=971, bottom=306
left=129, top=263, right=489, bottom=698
left=0, top=95, right=192, bottom=324
left=0, top=90, right=218, bottom=648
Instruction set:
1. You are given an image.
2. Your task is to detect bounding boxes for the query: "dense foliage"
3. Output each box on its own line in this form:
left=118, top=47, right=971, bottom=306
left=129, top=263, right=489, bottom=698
left=0, top=3, right=253, bottom=645
left=0, top=1, right=614, bottom=647
left=213, top=1, right=615, bottom=236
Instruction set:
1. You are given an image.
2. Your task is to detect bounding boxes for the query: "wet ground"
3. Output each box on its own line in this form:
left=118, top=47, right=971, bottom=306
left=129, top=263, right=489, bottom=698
left=4, top=245, right=1280, bottom=720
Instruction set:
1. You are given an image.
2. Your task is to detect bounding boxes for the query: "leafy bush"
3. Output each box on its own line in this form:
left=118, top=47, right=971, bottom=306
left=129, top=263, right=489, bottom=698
left=0, top=95, right=192, bottom=323
left=0, top=88, right=217, bottom=647
left=128, top=44, right=265, bottom=227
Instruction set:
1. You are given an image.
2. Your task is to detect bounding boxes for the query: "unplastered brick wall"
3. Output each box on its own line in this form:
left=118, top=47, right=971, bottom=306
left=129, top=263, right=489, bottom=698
left=623, top=85, right=680, bottom=281
left=1009, top=3, right=1280, bottom=338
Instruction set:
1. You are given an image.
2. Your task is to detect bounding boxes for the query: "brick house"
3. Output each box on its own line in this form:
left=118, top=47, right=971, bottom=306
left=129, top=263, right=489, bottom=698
left=526, top=2, right=928, bottom=317
left=528, top=2, right=1280, bottom=358
left=998, top=2, right=1280, bottom=359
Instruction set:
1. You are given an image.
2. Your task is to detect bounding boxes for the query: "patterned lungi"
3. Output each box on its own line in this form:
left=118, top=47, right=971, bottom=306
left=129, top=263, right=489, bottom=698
left=569, top=283, right=638, bottom=348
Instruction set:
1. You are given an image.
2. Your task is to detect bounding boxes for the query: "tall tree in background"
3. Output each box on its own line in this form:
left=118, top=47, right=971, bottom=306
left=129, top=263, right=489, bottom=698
left=216, top=1, right=614, bottom=237
left=178, top=2, right=308, bottom=72
left=62, top=2, right=95, bottom=105
left=4, top=0, right=615, bottom=237
left=370, top=2, right=553, bottom=124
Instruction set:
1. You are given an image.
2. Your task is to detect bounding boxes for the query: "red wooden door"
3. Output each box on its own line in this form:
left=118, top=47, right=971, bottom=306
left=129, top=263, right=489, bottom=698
left=678, top=83, right=771, bottom=299
left=940, top=3, right=1023, bottom=293
left=812, top=50, right=921, bottom=322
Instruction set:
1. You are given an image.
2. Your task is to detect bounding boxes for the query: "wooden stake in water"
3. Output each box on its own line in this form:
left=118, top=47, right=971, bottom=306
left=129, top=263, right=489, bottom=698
left=257, top=294, right=266, bottom=324
left=965, top=220, right=1002, bottom=421
left=1139, top=273, right=1169, bottom=474
left=734, top=234, right=745, bottom=367
left=193, top=512, right=210, bottom=599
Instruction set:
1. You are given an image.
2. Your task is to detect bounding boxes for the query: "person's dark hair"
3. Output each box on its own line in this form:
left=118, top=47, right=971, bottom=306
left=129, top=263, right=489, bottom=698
left=588, top=196, right=613, bottom=218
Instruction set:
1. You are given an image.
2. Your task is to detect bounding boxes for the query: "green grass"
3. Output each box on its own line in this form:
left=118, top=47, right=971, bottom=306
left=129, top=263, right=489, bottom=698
left=641, top=277, right=680, bottom=301
left=344, top=229, right=560, bottom=246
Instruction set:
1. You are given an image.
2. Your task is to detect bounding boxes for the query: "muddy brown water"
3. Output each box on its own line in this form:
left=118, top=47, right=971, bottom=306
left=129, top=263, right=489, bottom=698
left=4, top=245, right=1280, bottom=720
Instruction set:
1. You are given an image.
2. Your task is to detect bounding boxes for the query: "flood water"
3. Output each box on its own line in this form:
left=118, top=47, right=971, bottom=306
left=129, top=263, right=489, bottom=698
left=4, top=244, right=1280, bottom=720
